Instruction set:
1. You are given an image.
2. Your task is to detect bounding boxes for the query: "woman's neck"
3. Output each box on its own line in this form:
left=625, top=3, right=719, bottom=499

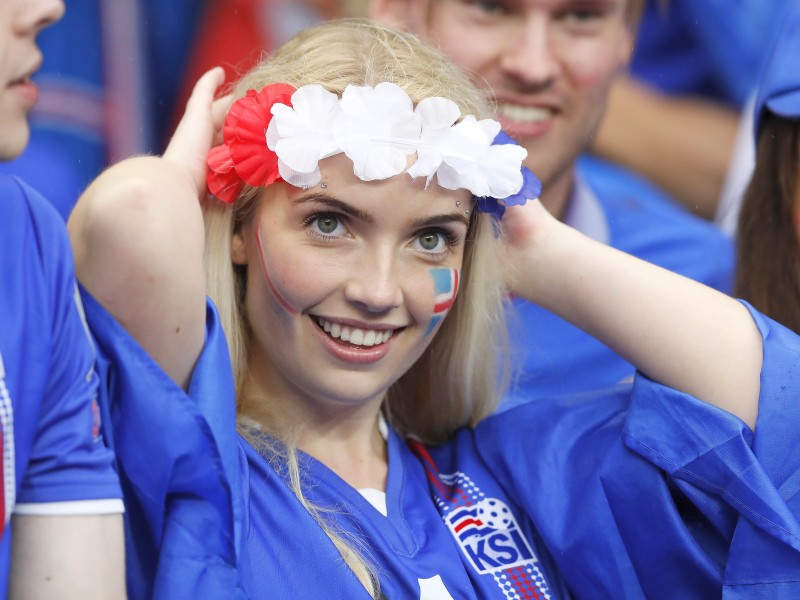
left=240, top=372, right=389, bottom=491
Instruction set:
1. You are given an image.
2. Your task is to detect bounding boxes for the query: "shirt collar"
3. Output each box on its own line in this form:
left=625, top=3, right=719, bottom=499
left=563, top=174, right=610, bottom=245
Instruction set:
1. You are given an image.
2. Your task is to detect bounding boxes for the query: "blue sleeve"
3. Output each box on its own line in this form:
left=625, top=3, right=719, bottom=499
left=81, top=290, right=247, bottom=599
left=624, top=302, right=800, bottom=598
left=10, top=177, right=120, bottom=506
left=476, top=304, right=800, bottom=598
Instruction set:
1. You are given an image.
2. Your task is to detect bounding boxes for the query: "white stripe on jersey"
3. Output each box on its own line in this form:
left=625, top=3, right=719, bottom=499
left=14, top=498, right=125, bottom=516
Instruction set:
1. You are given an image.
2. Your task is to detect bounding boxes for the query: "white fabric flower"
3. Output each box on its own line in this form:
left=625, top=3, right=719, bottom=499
left=334, top=82, right=422, bottom=181
left=406, top=96, right=463, bottom=186
left=430, top=117, right=509, bottom=197
left=267, top=84, right=341, bottom=187
left=476, top=142, right=528, bottom=198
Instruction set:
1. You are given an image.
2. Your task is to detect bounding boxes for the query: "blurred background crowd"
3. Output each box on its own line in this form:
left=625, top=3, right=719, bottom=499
left=0, top=0, right=784, bottom=233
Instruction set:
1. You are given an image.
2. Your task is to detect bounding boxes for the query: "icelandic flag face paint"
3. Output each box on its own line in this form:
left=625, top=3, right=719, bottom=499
left=427, top=267, right=460, bottom=335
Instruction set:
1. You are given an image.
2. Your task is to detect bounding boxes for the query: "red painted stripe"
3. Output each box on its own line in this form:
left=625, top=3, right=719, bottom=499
left=256, top=227, right=298, bottom=314
left=433, top=298, right=455, bottom=313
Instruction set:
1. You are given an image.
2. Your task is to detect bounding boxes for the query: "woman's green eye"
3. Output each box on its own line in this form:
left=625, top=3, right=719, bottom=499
left=316, top=216, right=340, bottom=234
left=419, top=232, right=444, bottom=251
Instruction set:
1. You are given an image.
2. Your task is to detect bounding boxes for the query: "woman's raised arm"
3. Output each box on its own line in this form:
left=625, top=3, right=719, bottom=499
left=500, top=199, right=762, bottom=429
left=68, top=68, right=228, bottom=389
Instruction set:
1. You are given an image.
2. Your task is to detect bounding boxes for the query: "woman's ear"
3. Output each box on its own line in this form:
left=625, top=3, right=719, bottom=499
left=231, top=229, right=249, bottom=265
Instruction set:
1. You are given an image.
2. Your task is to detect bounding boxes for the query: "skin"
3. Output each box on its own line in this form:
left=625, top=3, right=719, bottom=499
left=10, top=515, right=126, bottom=600
left=0, top=0, right=63, bottom=160
left=232, top=154, right=472, bottom=486
left=370, top=0, right=633, bottom=219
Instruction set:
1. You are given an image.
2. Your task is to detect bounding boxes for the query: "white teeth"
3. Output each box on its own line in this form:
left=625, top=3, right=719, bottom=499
left=499, top=103, right=551, bottom=124
left=317, top=318, right=394, bottom=347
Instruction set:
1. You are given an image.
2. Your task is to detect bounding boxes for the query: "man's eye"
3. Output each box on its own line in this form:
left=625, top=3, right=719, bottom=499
left=565, top=9, right=600, bottom=22
left=471, top=0, right=507, bottom=15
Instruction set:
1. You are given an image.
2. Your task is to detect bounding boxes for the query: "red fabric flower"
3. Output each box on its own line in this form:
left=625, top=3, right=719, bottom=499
left=207, top=83, right=296, bottom=203
left=207, top=144, right=244, bottom=204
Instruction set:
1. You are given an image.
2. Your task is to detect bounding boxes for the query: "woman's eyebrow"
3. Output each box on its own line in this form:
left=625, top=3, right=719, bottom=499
left=295, top=194, right=470, bottom=228
left=411, top=213, right=471, bottom=229
left=294, top=193, right=374, bottom=223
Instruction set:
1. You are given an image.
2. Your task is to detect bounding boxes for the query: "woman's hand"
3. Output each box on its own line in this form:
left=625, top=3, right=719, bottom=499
left=496, top=197, right=565, bottom=303
left=165, top=66, right=231, bottom=198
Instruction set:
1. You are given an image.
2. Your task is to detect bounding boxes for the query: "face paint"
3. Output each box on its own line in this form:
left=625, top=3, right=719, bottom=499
left=426, top=267, right=460, bottom=335
left=255, top=222, right=300, bottom=315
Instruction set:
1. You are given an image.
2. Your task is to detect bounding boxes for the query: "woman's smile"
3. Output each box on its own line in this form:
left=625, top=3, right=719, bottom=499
left=315, top=316, right=398, bottom=348
left=311, top=315, right=399, bottom=365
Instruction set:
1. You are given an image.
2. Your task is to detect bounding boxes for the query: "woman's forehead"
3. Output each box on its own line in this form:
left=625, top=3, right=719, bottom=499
left=300, top=153, right=474, bottom=214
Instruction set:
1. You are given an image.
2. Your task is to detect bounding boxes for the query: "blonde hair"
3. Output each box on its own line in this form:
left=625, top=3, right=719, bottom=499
left=204, top=18, right=509, bottom=596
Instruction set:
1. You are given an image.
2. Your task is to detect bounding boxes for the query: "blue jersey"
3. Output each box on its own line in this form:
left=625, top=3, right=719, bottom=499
left=504, top=157, right=735, bottom=407
left=631, top=0, right=785, bottom=107
left=0, top=176, right=122, bottom=591
left=84, top=291, right=800, bottom=598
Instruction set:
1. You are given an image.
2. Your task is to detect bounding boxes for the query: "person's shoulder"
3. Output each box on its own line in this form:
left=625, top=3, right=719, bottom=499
left=576, top=155, right=733, bottom=288
left=577, top=156, right=717, bottom=228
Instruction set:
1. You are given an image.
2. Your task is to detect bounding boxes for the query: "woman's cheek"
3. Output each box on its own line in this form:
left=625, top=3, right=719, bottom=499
left=255, top=226, right=302, bottom=315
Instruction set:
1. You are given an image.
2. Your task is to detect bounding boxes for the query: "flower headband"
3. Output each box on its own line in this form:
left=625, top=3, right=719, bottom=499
left=207, top=82, right=541, bottom=213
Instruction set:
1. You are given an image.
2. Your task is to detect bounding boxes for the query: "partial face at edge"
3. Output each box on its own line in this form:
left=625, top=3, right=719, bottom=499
left=231, top=153, right=473, bottom=413
left=373, top=0, right=633, bottom=189
left=0, top=0, right=64, bottom=160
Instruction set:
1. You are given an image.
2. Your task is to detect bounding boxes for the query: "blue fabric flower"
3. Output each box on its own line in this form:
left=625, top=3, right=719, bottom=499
left=504, top=166, right=542, bottom=206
